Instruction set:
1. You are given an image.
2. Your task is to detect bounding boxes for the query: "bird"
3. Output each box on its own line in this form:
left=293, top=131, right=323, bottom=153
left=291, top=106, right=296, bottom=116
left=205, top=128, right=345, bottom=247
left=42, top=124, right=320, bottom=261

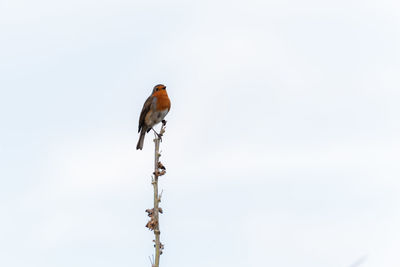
left=136, top=84, right=171, bottom=150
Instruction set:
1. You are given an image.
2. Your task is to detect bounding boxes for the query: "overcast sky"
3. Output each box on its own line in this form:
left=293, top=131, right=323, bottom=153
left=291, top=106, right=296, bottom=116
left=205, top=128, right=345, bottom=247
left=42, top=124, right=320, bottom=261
left=1, top=0, right=400, bottom=266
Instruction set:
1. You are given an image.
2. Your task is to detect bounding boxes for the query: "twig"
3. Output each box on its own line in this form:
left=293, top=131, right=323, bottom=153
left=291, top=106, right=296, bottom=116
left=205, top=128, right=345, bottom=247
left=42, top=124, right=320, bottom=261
left=145, top=121, right=167, bottom=267
left=348, top=255, right=368, bottom=267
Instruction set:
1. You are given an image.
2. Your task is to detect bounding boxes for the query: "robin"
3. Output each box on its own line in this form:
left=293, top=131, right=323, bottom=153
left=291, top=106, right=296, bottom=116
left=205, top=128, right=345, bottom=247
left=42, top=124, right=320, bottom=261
left=136, top=84, right=171, bottom=150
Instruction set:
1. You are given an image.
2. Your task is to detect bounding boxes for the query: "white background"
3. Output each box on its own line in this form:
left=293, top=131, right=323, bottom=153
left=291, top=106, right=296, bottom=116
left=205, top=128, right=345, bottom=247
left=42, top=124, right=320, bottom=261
left=1, top=0, right=399, bottom=266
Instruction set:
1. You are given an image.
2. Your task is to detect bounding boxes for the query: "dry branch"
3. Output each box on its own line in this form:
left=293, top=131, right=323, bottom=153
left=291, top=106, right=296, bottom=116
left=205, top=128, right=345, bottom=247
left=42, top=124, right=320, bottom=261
left=145, top=121, right=167, bottom=267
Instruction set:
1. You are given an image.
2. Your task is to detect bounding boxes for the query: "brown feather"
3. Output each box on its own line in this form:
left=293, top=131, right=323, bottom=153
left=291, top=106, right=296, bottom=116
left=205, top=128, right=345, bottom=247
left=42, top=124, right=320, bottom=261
left=138, top=95, right=154, bottom=133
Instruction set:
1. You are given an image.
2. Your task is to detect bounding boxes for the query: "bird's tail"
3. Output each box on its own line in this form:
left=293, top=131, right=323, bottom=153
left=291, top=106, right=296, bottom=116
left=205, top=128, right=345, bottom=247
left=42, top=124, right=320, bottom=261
left=136, top=129, right=146, bottom=150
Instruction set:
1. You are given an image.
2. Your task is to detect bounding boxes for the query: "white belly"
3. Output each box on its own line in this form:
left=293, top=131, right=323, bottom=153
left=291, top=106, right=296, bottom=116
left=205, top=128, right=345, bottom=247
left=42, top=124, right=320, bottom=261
left=146, top=109, right=169, bottom=127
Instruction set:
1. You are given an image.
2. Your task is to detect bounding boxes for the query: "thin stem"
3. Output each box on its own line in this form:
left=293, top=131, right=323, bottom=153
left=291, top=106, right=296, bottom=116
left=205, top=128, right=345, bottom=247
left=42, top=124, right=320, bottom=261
left=150, top=121, right=166, bottom=267
left=153, top=134, right=161, bottom=267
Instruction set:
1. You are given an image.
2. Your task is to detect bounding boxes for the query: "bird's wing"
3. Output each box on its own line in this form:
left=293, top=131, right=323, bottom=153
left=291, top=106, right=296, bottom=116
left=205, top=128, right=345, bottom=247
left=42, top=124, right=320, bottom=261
left=138, top=95, right=154, bottom=132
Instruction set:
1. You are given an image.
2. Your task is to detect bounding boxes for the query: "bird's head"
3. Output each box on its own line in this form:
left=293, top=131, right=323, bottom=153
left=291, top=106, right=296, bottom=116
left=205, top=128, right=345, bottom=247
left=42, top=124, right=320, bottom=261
left=152, top=84, right=167, bottom=94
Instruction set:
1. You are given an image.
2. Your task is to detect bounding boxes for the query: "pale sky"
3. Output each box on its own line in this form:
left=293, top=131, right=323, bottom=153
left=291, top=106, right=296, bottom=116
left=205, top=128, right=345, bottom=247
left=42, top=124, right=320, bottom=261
left=1, top=0, right=400, bottom=266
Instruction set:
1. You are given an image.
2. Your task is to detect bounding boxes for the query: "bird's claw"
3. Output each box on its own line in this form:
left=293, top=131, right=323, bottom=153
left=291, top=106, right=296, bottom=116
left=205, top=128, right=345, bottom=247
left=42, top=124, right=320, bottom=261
left=152, top=128, right=163, bottom=141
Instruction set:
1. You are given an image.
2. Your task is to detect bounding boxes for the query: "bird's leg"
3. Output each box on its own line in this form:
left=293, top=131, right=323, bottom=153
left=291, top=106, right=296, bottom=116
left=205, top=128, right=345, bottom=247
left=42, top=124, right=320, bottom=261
left=152, top=127, right=162, bottom=141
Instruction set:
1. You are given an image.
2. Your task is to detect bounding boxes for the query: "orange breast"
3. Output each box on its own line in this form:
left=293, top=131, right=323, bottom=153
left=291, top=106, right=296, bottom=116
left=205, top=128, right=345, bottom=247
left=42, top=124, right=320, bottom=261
left=154, top=91, right=171, bottom=111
